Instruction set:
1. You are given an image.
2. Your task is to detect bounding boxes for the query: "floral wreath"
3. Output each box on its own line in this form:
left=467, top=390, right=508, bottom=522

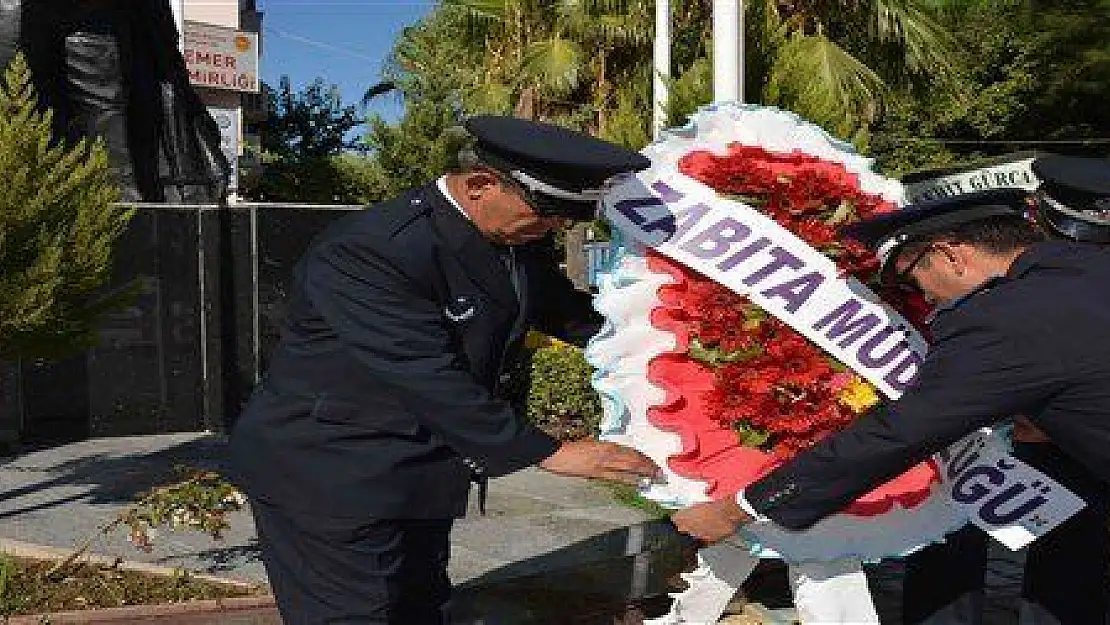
left=588, top=103, right=968, bottom=561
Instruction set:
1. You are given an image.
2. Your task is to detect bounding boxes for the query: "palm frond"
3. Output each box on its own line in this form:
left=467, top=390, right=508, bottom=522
left=590, top=13, right=654, bottom=47
left=871, top=0, right=958, bottom=76
left=664, top=56, right=713, bottom=127
left=441, top=0, right=511, bottom=41
left=559, top=0, right=636, bottom=14
left=757, top=0, right=790, bottom=45
left=769, top=33, right=888, bottom=136
left=920, top=0, right=1029, bottom=18
left=462, top=81, right=515, bottom=114
left=442, top=0, right=510, bottom=21
left=520, top=37, right=586, bottom=95
left=555, top=0, right=653, bottom=47
left=360, top=81, right=397, bottom=110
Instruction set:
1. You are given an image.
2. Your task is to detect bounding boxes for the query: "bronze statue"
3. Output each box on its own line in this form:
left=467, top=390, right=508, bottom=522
left=0, top=0, right=229, bottom=203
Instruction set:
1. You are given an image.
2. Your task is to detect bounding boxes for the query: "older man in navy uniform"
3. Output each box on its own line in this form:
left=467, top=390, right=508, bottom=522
left=229, top=116, right=661, bottom=624
left=671, top=188, right=1110, bottom=624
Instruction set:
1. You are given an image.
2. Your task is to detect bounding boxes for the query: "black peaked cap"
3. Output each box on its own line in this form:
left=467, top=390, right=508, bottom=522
left=1031, top=155, right=1110, bottom=242
left=840, top=188, right=1032, bottom=272
left=465, top=116, right=651, bottom=192
left=1032, top=155, right=1110, bottom=200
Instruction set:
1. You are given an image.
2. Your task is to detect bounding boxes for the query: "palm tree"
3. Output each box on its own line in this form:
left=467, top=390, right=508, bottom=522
left=662, top=0, right=957, bottom=140
left=441, top=0, right=956, bottom=141
left=372, top=0, right=958, bottom=284
left=440, top=0, right=654, bottom=141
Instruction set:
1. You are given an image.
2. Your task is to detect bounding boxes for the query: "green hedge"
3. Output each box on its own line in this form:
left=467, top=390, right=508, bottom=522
left=500, top=339, right=603, bottom=442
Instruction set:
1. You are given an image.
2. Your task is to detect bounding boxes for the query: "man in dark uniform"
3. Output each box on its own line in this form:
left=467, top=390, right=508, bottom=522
left=902, top=157, right=1110, bottom=625
left=229, top=116, right=661, bottom=624
left=1019, top=156, right=1110, bottom=625
left=670, top=188, right=1110, bottom=624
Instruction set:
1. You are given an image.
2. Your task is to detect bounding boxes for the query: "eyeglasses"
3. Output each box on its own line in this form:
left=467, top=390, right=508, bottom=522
left=892, top=246, right=933, bottom=291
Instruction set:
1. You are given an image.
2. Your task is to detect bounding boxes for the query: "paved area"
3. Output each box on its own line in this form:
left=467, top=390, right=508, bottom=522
left=0, top=432, right=662, bottom=587
left=0, top=433, right=268, bottom=585
left=0, top=432, right=1039, bottom=624
left=1, top=432, right=697, bottom=622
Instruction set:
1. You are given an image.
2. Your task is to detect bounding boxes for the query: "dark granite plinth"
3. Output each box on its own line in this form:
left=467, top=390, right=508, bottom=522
left=12, top=203, right=361, bottom=447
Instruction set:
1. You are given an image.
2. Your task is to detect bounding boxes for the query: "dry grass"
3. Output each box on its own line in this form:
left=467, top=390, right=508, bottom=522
left=0, top=554, right=257, bottom=617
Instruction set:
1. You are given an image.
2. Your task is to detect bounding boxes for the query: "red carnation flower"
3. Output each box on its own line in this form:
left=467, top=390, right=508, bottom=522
left=662, top=143, right=931, bottom=459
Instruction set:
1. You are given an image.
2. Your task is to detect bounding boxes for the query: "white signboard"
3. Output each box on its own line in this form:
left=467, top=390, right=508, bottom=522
left=207, top=106, right=239, bottom=192
left=184, top=22, right=260, bottom=93
left=904, top=158, right=1038, bottom=204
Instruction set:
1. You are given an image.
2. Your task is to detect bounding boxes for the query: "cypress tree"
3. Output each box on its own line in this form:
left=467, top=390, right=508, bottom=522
left=0, top=54, right=134, bottom=360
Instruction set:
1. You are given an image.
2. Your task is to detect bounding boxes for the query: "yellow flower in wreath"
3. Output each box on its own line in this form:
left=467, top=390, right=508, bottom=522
left=838, top=377, right=880, bottom=413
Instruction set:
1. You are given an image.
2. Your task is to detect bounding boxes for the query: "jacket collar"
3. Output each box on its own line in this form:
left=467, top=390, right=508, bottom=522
left=929, top=241, right=1083, bottom=322
left=421, top=184, right=519, bottom=312
left=927, top=275, right=1006, bottom=322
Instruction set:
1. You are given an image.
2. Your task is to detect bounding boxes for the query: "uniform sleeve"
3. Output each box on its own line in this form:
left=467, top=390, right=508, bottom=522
left=745, top=316, right=1066, bottom=530
left=304, top=239, right=559, bottom=477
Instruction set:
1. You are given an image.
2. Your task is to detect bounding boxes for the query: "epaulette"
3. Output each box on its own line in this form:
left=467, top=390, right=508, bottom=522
left=375, top=192, right=433, bottom=239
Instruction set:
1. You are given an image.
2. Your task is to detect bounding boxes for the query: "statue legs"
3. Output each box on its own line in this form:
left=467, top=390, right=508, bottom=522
left=62, top=21, right=142, bottom=202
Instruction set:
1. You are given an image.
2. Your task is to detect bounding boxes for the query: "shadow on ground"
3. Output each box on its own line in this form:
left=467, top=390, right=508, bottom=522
left=0, top=434, right=262, bottom=577
left=155, top=540, right=265, bottom=574
left=0, top=435, right=232, bottom=518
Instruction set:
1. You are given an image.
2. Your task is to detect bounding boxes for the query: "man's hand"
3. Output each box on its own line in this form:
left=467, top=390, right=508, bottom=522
left=671, top=498, right=754, bottom=545
left=539, top=440, right=661, bottom=486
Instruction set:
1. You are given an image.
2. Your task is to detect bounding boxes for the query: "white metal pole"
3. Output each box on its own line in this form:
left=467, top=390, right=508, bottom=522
left=171, top=0, right=186, bottom=51
left=653, top=0, right=672, bottom=139
left=712, top=0, right=744, bottom=103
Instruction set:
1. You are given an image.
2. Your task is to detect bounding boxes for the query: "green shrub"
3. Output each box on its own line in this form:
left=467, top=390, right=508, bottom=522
left=501, top=338, right=604, bottom=442
left=503, top=338, right=678, bottom=515
left=243, top=153, right=387, bottom=204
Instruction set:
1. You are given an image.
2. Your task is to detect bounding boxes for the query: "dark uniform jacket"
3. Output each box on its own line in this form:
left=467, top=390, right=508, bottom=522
left=229, top=183, right=599, bottom=519
left=748, top=241, right=1110, bottom=530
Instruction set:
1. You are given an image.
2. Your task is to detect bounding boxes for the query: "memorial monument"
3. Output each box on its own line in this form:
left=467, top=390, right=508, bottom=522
left=0, top=0, right=229, bottom=203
